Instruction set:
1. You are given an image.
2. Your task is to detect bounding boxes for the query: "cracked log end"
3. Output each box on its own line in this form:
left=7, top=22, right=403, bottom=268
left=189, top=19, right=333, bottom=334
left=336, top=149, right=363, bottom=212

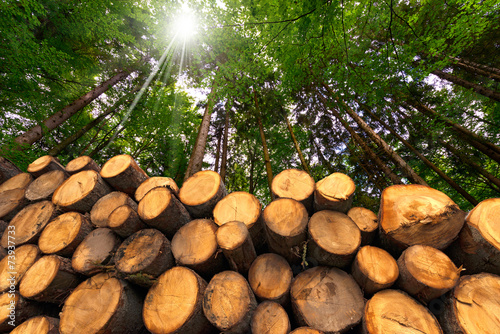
left=251, top=301, right=291, bottom=334
left=272, top=169, right=315, bottom=212
left=180, top=170, right=227, bottom=218
left=65, top=156, right=101, bottom=175
left=100, top=154, right=148, bottom=195
left=314, top=172, right=355, bottom=213
left=27, top=156, right=66, bottom=179
left=135, top=176, right=179, bottom=202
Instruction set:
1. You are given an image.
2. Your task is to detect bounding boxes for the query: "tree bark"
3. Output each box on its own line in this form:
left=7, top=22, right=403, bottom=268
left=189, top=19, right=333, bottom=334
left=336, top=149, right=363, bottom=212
left=0, top=157, right=22, bottom=184
left=285, top=115, right=310, bottom=174
left=432, top=69, right=500, bottom=102
left=255, top=94, right=274, bottom=200
left=214, top=127, right=222, bottom=174
left=451, top=57, right=500, bottom=77
left=219, top=106, right=230, bottom=183
left=14, top=70, right=132, bottom=147
left=451, top=59, right=500, bottom=82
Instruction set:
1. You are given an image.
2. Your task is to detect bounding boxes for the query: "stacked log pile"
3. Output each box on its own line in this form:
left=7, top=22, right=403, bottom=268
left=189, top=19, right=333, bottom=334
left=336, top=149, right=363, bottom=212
left=0, top=156, right=499, bottom=334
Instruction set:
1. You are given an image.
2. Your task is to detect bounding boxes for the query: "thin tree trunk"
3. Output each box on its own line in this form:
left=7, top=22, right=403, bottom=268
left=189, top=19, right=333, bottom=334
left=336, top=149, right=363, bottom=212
left=310, top=135, right=334, bottom=174
left=284, top=116, right=310, bottom=174
left=219, top=106, right=230, bottom=183
left=452, top=60, right=500, bottom=82
left=317, top=90, right=403, bottom=185
left=254, top=91, right=274, bottom=200
left=88, top=124, right=124, bottom=158
left=359, top=102, right=478, bottom=205
left=344, top=139, right=385, bottom=192
left=432, top=69, right=500, bottom=102
left=321, top=83, right=427, bottom=185
left=248, top=146, right=256, bottom=195
left=14, top=70, right=132, bottom=147
left=214, top=127, right=222, bottom=174
left=450, top=57, right=500, bottom=78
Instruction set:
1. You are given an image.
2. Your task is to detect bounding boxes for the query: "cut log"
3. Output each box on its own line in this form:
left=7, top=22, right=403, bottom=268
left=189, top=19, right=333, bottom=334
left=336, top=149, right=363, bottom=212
left=440, top=273, right=500, bottom=334
left=0, top=201, right=56, bottom=248
left=0, top=188, right=27, bottom=221
left=291, top=266, right=364, bottom=333
left=108, top=204, right=146, bottom=238
left=100, top=154, right=148, bottom=195
left=138, top=186, right=191, bottom=238
left=0, top=220, right=7, bottom=236
left=10, top=316, right=60, bottom=334
left=0, top=157, right=22, bottom=184
left=290, top=328, right=324, bottom=334
left=363, top=289, right=443, bottom=334
left=308, top=210, right=361, bottom=268
left=59, top=273, right=144, bottom=334
left=19, top=255, right=81, bottom=303
left=38, top=212, right=93, bottom=257
left=71, top=228, right=121, bottom=275
left=313, top=173, right=355, bottom=213
left=379, top=184, right=466, bottom=251
left=213, top=191, right=266, bottom=252
left=0, top=173, right=32, bottom=193
left=65, top=156, right=101, bottom=174
left=135, top=176, right=179, bottom=202
left=90, top=191, right=137, bottom=228
left=0, top=247, right=6, bottom=261
left=179, top=170, right=227, bottom=218
left=272, top=169, right=315, bottom=213
left=27, top=156, right=66, bottom=178
left=25, top=170, right=68, bottom=202
left=397, top=245, right=460, bottom=303
left=251, top=301, right=291, bottom=334
left=143, top=266, right=214, bottom=334
left=171, top=219, right=226, bottom=278
left=0, top=244, right=40, bottom=293
left=351, top=245, right=399, bottom=295
left=216, top=221, right=257, bottom=274
left=248, top=253, right=293, bottom=305
left=114, top=228, right=174, bottom=286
left=347, top=207, right=378, bottom=245
left=0, top=292, right=46, bottom=332
left=262, top=198, right=309, bottom=263
left=52, top=170, right=111, bottom=213
left=448, top=198, right=500, bottom=275
left=203, top=270, right=257, bottom=333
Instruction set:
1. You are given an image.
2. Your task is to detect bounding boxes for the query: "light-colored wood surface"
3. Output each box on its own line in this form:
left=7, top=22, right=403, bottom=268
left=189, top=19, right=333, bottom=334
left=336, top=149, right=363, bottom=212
left=290, top=328, right=324, bottom=334
left=216, top=221, right=256, bottom=274
left=100, top=154, right=149, bottom=195
left=65, top=156, right=100, bottom=174
left=314, top=172, right=355, bottom=213
left=0, top=173, right=32, bottom=193
left=25, top=170, right=67, bottom=202
left=108, top=204, right=145, bottom=237
left=0, top=244, right=40, bottom=293
left=10, top=316, right=60, bottom=334
left=272, top=169, right=315, bottom=212
left=251, top=301, right=291, bottom=334
left=27, top=156, right=66, bottom=178
left=90, top=191, right=137, bottom=227
left=0, top=188, right=26, bottom=220
left=135, top=176, right=179, bottom=202
left=347, top=207, right=378, bottom=245
left=0, top=292, right=45, bottom=332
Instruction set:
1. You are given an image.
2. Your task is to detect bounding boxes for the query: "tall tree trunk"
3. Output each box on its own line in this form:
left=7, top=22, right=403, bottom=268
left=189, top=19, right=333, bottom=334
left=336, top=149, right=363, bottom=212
left=310, top=135, right=335, bottom=174
left=431, top=69, right=500, bottom=102
left=88, top=123, right=124, bottom=158
left=14, top=70, right=132, bottom=147
left=450, top=57, right=500, bottom=80
left=344, top=138, right=385, bottom=192
left=214, top=127, right=222, bottom=174
left=321, top=83, right=427, bottom=185
left=284, top=116, right=310, bottom=174
left=359, top=102, right=478, bottom=205
left=317, top=90, right=403, bottom=185
left=451, top=60, right=500, bottom=82
left=248, top=145, right=256, bottom=195
left=219, top=106, right=230, bottom=183
left=254, top=91, right=274, bottom=200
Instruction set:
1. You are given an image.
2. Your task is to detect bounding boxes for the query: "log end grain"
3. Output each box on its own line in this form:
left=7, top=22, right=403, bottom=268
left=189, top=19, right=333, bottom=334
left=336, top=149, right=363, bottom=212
left=179, top=170, right=226, bottom=218
left=251, top=301, right=291, bottom=334
left=290, top=328, right=324, bottom=334
left=65, top=156, right=101, bottom=174
left=100, top=154, right=148, bottom=195
left=108, top=204, right=145, bottom=238
left=271, top=169, right=315, bottom=212
left=216, top=221, right=256, bottom=274
left=0, top=188, right=26, bottom=220
left=10, top=316, right=60, bottom=334
left=0, top=244, right=40, bottom=293
left=72, top=228, right=121, bottom=275
left=25, top=170, right=67, bottom=202
left=314, top=172, right=355, bottom=213
left=347, top=207, right=378, bottom=245
left=0, top=173, right=33, bottom=193
left=27, top=156, right=65, bottom=178
left=135, top=176, right=179, bottom=202
left=248, top=253, right=292, bottom=305
left=90, top=191, right=136, bottom=228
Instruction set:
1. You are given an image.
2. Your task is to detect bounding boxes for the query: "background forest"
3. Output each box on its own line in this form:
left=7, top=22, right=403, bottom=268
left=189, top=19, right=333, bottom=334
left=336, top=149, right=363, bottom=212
left=1, top=0, right=499, bottom=211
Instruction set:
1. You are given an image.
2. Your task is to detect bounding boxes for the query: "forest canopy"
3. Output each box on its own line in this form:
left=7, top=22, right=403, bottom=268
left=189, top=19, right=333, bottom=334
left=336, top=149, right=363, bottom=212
left=1, top=0, right=499, bottom=211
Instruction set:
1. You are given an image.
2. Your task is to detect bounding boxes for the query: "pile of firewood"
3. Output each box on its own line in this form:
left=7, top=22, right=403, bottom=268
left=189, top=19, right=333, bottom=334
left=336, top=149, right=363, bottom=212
left=0, top=154, right=499, bottom=334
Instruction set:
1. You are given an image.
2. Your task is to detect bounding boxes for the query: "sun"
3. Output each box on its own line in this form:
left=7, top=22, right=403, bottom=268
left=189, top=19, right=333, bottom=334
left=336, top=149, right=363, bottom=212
left=174, top=5, right=197, bottom=40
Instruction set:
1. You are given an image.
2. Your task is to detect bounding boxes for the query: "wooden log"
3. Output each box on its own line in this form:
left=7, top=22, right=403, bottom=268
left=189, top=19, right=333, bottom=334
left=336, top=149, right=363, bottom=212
left=448, top=198, right=500, bottom=275
left=363, top=289, right=443, bottom=334
left=171, top=219, right=226, bottom=278
left=10, top=316, right=60, bottom=334
left=138, top=186, right=191, bottom=239
left=262, top=198, right=309, bottom=263
left=213, top=191, right=266, bottom=252
left=71, top=228, right=121, bottom=275
left=19, top=255, right=81, bottom=303
left=90, top=191, right=137, bottom=228
left=0, top=244, right=40, bottom=294
left=440, top=273, right=500, bottom=333
left=179, top=170, right=227, bottom=218
left=248, top=253, right=293, bottom=306
left=65, top=156, right=101, bottom=174
left=308, top=210, right=361, bottom=268
left=397, top=245, right=460, bottom=304
left=351, top=245, right=399, bottom=295
left=379, top=184, right=466, bottom=251
left=135, top=176, right=179, bottom=202
left=251, top=301, right=291, bottom=334
left=0, top=157, right=22, bottom=184
left=52, top=170, right=111, bottom=213
left=27, top=156, right=66, bottom=178
left=100, top=154, right=148, bottom=195
left=0, top=220, right=7, bottom=236
left=25, top=170, right=68, bottom=202
left=290, top=328, right=324, bottom=334
left=203, top=270, right=257, bottom=333
left=108, top=204, right=146, bottom=238
left=0, top=173, right=32, bottom=193
left=0, top=201, right=57, bottom=248
left=114, top=228, right=174, bottom=286
left=38, top=212, right=93, bottom=257
left=347, top=207, right=378, bottom=245
left=143, top=266, right=214, bottom=334
left=0, top=247, right=6, bottom=261
left=216, top=221, right=256, bottom=274
left=0, top=292, right=47, bottom=332
left=313, top=172, right=355, bottom=213
left=272, top=169, right=315, bottom=213
left=290, top=266, right=364, bottom=333
left=0, top=188, right=27, bottom=221
left=59, top=273, right=144, bottom=334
